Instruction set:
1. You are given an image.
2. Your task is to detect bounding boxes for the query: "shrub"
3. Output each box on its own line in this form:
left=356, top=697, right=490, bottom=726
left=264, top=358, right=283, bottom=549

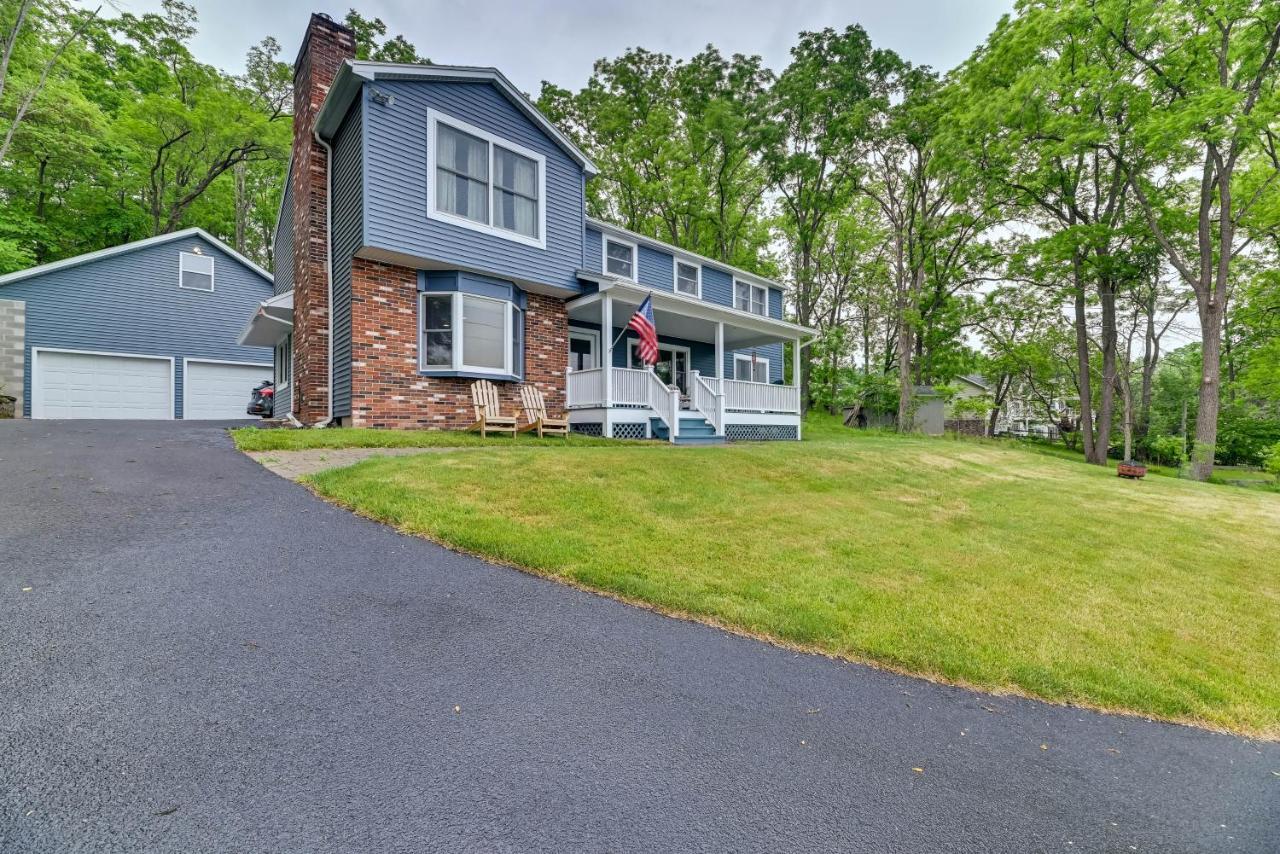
left=1147, top=434, right=1188, bottom=467
left=1264, top=442, right=1280, bottom=480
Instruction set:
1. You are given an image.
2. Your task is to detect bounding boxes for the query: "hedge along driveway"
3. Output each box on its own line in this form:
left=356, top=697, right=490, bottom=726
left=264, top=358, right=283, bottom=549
left=305, top=432, right=1280, bottom=738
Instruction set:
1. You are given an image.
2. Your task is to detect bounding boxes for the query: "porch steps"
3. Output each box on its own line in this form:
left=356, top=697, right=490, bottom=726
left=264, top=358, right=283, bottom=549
left=650, top=416, right=726, bottom=445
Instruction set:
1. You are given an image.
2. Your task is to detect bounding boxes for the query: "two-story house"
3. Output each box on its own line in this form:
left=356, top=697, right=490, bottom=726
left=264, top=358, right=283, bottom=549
left=239, top=14, right=813, bottom=442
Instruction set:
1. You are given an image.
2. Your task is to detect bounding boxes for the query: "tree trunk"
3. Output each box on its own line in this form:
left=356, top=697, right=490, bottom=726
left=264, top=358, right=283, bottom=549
left=1138, top=294, right=1158, bottom=440
left=896, top=322, right=914, bottom=432
left=1189, top=300, right=1224, bottom=480
left=1072, top=258, right=1097, bottom=464
left=234, top=161, right=248, bottom=253
left=1093, top=276, right=1118, bottom=465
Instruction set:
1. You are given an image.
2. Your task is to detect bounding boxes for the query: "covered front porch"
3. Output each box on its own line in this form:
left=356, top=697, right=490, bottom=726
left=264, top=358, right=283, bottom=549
left=564, top=281, right=812, bottom=442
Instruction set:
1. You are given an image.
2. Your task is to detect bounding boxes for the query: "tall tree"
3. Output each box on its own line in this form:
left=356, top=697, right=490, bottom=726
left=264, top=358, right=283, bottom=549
left=1089, top=0, right=1280, bottom=479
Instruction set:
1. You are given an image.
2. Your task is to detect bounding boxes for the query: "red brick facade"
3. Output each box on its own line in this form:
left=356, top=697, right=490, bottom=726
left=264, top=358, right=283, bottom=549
left=348, top=257, right=569, bottom=429
left=290, top=15, right=356, bottom=422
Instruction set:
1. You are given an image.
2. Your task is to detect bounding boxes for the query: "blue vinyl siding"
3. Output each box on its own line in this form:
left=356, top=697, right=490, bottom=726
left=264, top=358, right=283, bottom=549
left=583, top=226, right=782, bottom=318
left=584, top=222, right=602, bottom=272
left=2, top=235, right=272, bottom=417
left=272, top=172, right=294, bottom=296
left=701, top=265, right=733, bottom=307
left=361, top=82, right=585, bottom=292
left=637, top=246, right=673, bottom=291
left=330, top=101, right=363, bottom=419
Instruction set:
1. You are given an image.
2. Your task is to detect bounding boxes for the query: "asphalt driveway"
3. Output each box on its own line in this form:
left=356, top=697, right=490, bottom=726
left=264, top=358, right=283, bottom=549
left=1, top=420, right=1276, bottom=853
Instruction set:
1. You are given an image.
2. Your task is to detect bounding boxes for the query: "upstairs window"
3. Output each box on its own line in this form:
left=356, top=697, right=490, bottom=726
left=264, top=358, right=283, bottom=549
left=419, top=291, right=523, bottom=377
left=734, top=280, right=767, bottom=316
left=604, top=237, right=636, bottom=280
left=179, top=251, right=214, bottom=292
left=428, top=110, right=546, bottom=248
left=675, top=261, right=700, bottom=297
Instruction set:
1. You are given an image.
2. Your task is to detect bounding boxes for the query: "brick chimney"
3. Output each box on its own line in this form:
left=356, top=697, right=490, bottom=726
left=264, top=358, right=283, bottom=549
left=290, top=13, right=356, bottom=423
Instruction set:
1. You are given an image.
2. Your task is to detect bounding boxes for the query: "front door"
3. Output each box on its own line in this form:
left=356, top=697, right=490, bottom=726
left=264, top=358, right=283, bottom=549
left=632, top=343, right=690, bottom=394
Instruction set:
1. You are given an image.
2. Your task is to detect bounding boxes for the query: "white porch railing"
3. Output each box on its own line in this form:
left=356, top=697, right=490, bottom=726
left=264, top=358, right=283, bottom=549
left=712, top=378, right=801, bottom=414
left=690, top=371, right=725, bottom=436
left=566, top=367, right=605, bottom=408
left=567, top=367, right=798, bottom=435
left=612, top=367, right=652, bottom=407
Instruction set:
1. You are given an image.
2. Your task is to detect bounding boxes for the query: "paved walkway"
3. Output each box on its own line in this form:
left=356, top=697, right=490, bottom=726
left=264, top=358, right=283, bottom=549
left=2, top=420, right=1276, bottom=853
left=247, top=446, right=461, bottom=479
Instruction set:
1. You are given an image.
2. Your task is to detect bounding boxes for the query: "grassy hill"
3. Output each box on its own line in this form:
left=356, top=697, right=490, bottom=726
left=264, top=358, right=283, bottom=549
left=280, top=416, right=1280, bottom=737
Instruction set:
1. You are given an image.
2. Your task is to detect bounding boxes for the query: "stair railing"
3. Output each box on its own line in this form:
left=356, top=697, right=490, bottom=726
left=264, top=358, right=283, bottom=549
left=689, top=370, right=725, bottom=437
left=645, top=367, right=678, bottom=442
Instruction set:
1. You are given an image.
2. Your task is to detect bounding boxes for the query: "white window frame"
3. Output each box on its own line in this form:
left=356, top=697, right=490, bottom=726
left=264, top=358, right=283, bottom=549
left=179, top=251, right=215, bottom=292
left=627, top=341, right=690, bottom=370
left=673, top=258, right=701, bottom=298
left=734, top=279, right=767, bottom=316
left=418, top=291, right=520, bottom=377
left=426, top=109, right=547, bottom=250
left=274, top=334, right=292, bottom=389
left=734, top=353, right=771, bottom=384
left=568, top=329, right=599, bottom=371
left=603, top=236, right=638, bottom=281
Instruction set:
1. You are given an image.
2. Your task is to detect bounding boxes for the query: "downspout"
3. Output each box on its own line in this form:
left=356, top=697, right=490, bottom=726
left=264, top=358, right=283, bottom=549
left=313, top=129, right=334, bottom=428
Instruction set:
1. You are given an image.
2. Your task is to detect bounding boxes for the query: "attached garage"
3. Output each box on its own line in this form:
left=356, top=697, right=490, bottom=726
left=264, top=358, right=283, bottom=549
left=32, top=349, right=173, bottom=419
left=183, top=359, right=272, bottom=420
left=0, top=229, right=275, bottom=420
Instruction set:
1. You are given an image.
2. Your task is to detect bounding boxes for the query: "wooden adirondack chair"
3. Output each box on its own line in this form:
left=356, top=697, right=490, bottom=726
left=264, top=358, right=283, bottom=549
left=468, top=379, right=517, bottom=438
left=518, top=384, right=569, bottom=438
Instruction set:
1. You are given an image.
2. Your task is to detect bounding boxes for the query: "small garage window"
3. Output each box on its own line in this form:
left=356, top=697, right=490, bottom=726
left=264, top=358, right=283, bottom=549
left=179, top=251, right=215, bottom=292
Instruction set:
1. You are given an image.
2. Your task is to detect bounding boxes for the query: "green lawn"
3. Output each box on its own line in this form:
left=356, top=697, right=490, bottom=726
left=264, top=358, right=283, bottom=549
left=297, top=415, right=1280, bottom=737
left=231, top=425, right=612, bottom=451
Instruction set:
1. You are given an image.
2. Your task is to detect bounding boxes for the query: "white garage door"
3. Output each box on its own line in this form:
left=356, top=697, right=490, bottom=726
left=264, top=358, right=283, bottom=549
left=33, top=349, right=173, bottom=419
left=183, top=360, right=271, bottom=420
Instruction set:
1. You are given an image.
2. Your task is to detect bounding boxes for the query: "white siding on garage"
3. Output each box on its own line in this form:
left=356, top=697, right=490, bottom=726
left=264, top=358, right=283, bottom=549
left=183, top=360, right=271, bottom=420
left=33, top=349, right=172, bottom=419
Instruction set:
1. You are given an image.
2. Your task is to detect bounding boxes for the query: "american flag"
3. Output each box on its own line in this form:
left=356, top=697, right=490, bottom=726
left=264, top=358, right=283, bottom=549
left=627, top=296, right=659, bottom=365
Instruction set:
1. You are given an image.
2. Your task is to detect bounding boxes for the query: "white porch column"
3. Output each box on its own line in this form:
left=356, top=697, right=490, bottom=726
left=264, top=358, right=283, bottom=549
left=602, top=292, right=613, bottom=437
left=715, top=321, right=724, bottom=381
left=794, top=337, right=803, bottom=440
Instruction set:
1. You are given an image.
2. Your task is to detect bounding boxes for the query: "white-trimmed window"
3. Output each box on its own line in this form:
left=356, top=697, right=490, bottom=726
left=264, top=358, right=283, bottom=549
left=604, top=236, right=637, bottom=280
left=569, top=330, right=598, bottom=371
left=274, top=335, right=292, bottom=387
left=179, top=251, right=214, bottom=292
left=419, top=291, right=522, bottom=376
left=734, top=353, right=770, bottom=383
left=428, top=109, right=546, bottom=248
left=674, top=260, right=700, bottom=297
left=734, top=280, right=767, bottom=316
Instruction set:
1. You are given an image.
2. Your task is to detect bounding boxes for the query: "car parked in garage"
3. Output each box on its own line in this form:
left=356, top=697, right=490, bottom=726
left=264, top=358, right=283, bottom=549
left=0, top=228, right=274, bottom=420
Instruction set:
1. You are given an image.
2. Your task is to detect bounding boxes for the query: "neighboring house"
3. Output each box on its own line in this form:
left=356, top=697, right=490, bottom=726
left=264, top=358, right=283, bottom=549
left=238, top=15, right=813, bottom=442
left=0, top=229, right=273, bottom=420
left=949, top=373, right=1079, bottom=439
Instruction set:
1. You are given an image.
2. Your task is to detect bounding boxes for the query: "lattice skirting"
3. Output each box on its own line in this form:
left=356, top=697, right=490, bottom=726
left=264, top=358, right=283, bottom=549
left=571, top=422, right=603, bottom=437
left=726, top=424, right=798, bottom=442
left=611, top=421, right=648, bottom=439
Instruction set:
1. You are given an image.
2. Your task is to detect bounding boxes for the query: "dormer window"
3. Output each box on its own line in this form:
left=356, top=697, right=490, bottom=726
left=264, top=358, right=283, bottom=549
left=427, top=109, right=546, bottom=249
left=735, top=280, right=767, bottom=316
left=604, top=237, right=636, bottom=280
left=179, top=251, right=214, bottom=292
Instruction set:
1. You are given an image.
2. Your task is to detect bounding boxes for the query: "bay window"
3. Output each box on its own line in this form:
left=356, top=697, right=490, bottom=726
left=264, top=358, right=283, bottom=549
left=734, top=280, right=768, bottom=316
left=419, top=291, right=524, bottom=377
left=428, top=109, right=546, bottom=248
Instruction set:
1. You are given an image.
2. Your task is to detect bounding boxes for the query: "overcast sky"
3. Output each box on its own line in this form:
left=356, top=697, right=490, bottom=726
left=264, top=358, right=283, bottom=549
left=91, top=0, right=1014, bottom=90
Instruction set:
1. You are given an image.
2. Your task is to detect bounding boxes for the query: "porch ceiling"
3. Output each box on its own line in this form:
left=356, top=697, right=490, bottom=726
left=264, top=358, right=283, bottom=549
left=568, top=281, right=813, bottom=349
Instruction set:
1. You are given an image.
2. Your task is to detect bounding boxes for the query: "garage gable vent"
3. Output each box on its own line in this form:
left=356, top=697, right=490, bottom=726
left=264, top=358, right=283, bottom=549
left=179, top=251, right=214, bottom=292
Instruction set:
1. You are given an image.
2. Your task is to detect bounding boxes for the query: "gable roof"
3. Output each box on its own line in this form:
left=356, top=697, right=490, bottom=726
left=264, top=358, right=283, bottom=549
left=0, top=228, right=273, bottom=289
left=315, top=60, right=598, bottom=176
